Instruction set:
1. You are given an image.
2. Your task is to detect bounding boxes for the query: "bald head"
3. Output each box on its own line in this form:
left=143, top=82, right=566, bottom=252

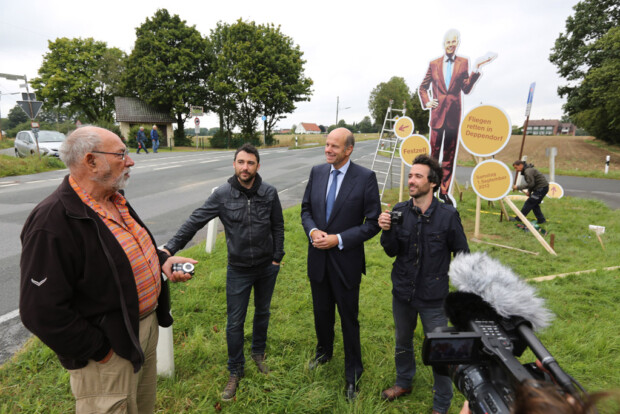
left=329, top=127, right=355, bottom=149
left=325, top=128, right=355, bottom=169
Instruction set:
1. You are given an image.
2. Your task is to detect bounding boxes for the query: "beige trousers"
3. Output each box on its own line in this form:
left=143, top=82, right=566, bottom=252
left=68, top=312, right=159, bottom=414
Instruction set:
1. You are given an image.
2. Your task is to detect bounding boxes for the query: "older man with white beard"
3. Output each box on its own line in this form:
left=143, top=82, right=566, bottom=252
left=19, top=126, right=195, bottom=414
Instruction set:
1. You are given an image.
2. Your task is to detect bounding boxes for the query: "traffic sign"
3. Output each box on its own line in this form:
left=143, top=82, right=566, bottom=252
left=17, top=100, right=43, bottom=120
left=190, top=106, right=204, bottom=117
left=194, top=117, right=200, bottom=126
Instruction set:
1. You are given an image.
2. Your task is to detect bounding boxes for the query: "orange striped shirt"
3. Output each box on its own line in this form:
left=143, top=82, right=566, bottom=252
left=70, top=176, right=161, bottom=316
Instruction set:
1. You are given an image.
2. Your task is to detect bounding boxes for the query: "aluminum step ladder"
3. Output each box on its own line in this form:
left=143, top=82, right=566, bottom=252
left=370, top=100, right=407, bottom=202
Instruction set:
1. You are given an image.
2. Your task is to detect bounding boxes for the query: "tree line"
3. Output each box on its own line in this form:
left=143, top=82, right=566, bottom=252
left=28, top=9, right=313, bottom=147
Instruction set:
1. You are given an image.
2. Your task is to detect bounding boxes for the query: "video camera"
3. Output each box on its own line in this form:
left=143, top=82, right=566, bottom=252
left=422, top=298, right=586, bottom=414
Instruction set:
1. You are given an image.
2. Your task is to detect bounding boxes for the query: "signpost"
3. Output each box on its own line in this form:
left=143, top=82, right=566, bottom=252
left=194, top=117, right=200, bottom=148
left=519, top=82, right=536, bottom=164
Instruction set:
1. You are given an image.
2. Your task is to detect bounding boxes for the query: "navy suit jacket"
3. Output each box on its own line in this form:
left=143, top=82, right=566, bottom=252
left=301, top=161, right=381, bottom=289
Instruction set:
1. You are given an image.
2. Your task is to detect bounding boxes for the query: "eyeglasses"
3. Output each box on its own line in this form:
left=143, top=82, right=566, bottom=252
left=92, top=148, right=130, bottom=161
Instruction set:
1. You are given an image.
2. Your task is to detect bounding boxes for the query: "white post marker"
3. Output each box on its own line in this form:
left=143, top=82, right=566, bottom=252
left=205, top=187, right=220, bottom=253
left=546, top=147, right=557, bottom=182
left=605, top=155, right=610, bottom=174
left=156, top=324, right=175, bottom=377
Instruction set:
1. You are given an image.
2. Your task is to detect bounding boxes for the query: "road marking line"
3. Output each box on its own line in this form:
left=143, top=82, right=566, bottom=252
left=153, top=165, right=183, bottom=171
left=0, top=309, right=19, bottom=324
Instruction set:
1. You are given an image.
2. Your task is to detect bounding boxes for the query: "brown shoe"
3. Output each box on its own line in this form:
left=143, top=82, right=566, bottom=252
left=221, top=375, right=240, bottom=401
left=251, top=353, right=269, bottom=374
left=381, top=384, right=412, bottom=401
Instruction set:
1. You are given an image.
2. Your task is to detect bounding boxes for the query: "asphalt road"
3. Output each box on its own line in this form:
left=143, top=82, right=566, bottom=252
left=1, top=141, right=619, bottom=364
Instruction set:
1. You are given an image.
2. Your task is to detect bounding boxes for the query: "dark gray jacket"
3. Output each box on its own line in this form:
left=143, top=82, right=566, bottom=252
left=516, top=163, right=549, bottom=192
left=164, top=178, right=285, bottom=267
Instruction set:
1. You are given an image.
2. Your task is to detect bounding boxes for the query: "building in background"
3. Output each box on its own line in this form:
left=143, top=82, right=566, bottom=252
left=526, top=119, right=576, bottom=136
left=296, top=122, right=321, bottom=134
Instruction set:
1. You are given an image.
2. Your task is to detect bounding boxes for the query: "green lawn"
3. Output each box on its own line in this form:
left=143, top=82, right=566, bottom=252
left=1, top=190, right=618, bottom=413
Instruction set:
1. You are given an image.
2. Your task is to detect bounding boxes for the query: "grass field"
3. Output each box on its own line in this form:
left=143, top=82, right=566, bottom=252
left=1, top=188, right=618, bottom=413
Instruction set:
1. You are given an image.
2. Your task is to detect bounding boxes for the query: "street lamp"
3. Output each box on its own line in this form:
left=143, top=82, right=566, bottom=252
left=335, top=96, right=351, bottom=126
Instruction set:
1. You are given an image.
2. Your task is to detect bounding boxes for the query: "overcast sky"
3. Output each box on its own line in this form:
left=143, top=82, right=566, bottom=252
left=0, top=0, right=579, bottom=131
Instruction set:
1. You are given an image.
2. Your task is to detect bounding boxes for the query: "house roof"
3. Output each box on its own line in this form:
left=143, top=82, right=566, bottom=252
left=300, top=122, right=321, bottom=132
left=114, top=97, right=176, bottom=123
left=528, top=119, right=560, bottom=127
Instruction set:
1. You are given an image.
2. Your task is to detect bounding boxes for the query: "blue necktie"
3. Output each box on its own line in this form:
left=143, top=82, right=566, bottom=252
left=445, top=58, right=453, bottom=89
left=326, top=169, right=340, bottom=221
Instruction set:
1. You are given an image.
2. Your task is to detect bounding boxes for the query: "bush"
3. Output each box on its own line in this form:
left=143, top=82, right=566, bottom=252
left=173, top=128, right=193, bottom=147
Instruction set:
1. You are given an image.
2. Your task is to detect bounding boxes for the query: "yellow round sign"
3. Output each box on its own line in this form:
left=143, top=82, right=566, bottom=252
left=460, top=105, right=511, bottom=157
left=399, top=135, right=431, bottom=166
left=394, top=116, right=414, bottom=139
left=471, top=160, right=512, bottom=201
left=547, top=182, right=564, bottom=199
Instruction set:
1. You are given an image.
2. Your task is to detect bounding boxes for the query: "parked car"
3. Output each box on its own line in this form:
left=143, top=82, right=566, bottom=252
left=14, top=130, right=66, bottom=158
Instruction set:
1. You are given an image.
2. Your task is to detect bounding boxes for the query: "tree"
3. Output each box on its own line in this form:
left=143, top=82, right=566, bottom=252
left=208, top=20, right=313, bottom=143
left=123, top=9, right=212, bottom=143
left=549, top=0, right=620, bottom=143
left=570, top=27, right=620, bottom=143
left=31, top=37, right=125, bottom=123
left=7, top=105, right=28, bottom=129
left=368, top=77, right=429, bottom=134
left=368, top=77, right=410, bottom=128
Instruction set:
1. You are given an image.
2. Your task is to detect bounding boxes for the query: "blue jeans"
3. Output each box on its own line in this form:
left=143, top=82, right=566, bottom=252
left=392, top=296, right=453, bottom=414
left=226, top=263, right=279, bottom=376
left=152, top=139, right=159, bottom=152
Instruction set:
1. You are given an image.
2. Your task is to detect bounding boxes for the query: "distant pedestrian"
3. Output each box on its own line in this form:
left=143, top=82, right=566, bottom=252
left=136, top=126, right=149, bottom=154
left=510, top=160, right=549, bottom=224
left=151, top=125, right=159, bottom=153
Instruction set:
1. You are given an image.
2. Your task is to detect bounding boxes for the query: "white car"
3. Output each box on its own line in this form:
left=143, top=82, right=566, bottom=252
left=14, top=130, right=66, bottom=158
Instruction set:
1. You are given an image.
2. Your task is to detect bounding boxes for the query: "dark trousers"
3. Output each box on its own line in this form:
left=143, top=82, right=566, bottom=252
left=310, top=266, right=362, bottom=384
left=430, top=127, right=459, bottom=195
left=392, top=296, right=453, bottom=413
left=226, top=263, right=279, bottom=376
left=521, top=186, right=549, bottom=223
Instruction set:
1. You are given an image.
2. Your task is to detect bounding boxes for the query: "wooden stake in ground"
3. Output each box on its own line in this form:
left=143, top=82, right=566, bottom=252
left=504, top=196, right=557, bottom=256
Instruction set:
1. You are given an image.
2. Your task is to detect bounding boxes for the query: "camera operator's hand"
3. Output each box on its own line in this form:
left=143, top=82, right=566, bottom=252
left=458, top=401, right=471, bottom=414
left=379, top=210, right=392, bottom=231
left=163, top=256, right=198, bottom=282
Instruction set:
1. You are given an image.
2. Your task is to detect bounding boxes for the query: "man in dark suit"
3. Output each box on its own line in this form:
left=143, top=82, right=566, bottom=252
left=419, top=29, right=494, bottom=205
left=301, top=127, right=381, bottom=400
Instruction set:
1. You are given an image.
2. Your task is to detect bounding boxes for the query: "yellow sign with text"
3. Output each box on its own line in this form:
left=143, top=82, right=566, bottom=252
left=394, top=116, right=414, bottom=139
left=471, top=160, right=512, bottom=201
left=399, top=135, right=431, bottom=167
left=460, top=105, right=511, bottom=157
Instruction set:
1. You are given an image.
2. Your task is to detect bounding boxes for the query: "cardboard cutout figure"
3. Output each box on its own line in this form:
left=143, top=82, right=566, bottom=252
left=419, top=29, right=496, bottom=205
